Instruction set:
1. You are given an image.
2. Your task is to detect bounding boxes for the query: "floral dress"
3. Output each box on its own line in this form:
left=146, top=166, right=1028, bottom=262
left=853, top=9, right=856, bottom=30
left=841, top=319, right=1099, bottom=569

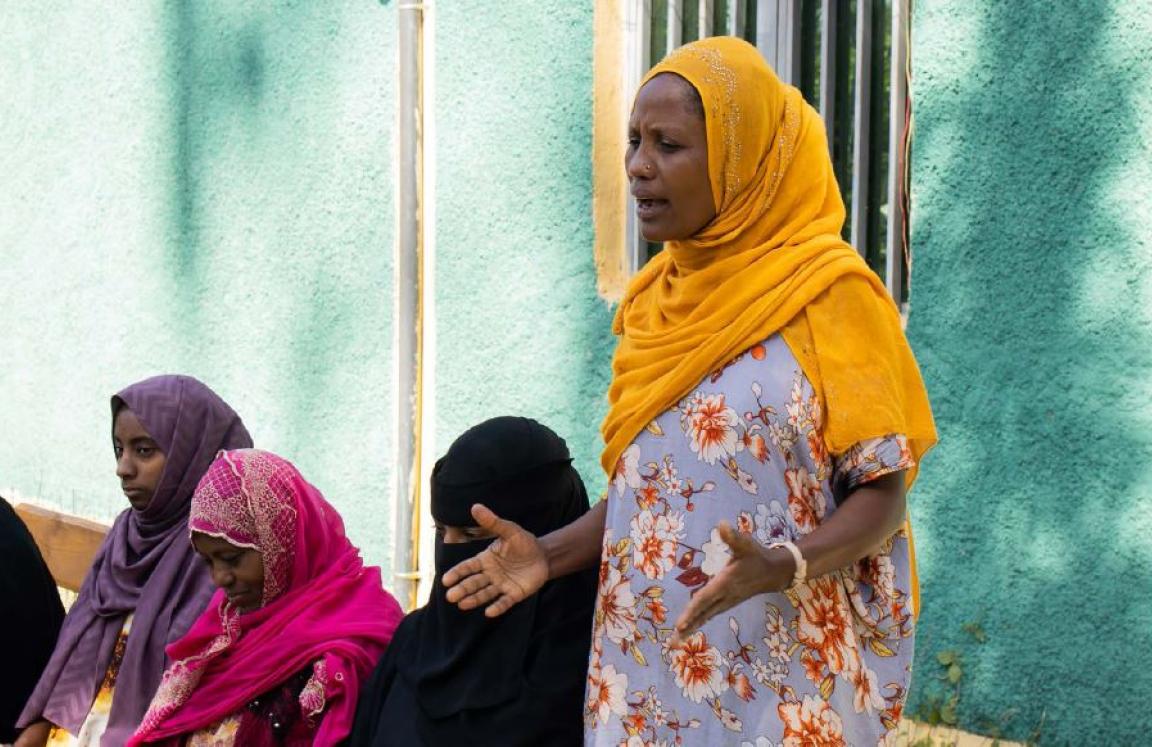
left=585, top=335, right=916, bottom=747
left=46, top=616, right=132, bottom=747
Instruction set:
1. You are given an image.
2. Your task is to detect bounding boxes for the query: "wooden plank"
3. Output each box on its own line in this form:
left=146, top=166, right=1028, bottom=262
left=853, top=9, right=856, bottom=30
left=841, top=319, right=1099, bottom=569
left=14, top=504, right=108, bottom=592
left=593, top=0, right=633, bottom=299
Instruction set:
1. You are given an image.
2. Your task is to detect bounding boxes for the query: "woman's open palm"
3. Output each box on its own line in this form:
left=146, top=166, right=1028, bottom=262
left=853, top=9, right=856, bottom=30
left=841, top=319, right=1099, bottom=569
left=442, top=504, right=549, bottom=617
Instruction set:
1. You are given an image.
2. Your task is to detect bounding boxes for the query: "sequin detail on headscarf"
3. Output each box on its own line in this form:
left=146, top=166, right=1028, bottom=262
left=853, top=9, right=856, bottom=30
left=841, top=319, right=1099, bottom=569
left=662, top=43, right=743, bottom=202
left=189, top=450, right=298, bottom=605
left=134, top=607, right=242, bottom=738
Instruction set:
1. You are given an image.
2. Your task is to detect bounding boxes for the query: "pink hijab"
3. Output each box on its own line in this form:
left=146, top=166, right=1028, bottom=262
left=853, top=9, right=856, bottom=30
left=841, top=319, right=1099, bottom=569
left=128, top=449, right=402, bottom=747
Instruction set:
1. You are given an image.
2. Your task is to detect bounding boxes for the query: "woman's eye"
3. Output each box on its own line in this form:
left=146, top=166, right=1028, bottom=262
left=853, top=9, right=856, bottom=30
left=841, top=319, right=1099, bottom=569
left=136, top=447, right=154, bottom=457
left=113, top=446, right=123, bottom=458
left=659, top=140, right=680, bottom=152
left=627, top=136, right=640, bottom=147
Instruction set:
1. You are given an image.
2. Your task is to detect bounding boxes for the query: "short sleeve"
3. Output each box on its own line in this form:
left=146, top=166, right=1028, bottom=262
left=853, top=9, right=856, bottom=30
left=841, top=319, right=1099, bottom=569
left=831, top=434, right=915, bottom=498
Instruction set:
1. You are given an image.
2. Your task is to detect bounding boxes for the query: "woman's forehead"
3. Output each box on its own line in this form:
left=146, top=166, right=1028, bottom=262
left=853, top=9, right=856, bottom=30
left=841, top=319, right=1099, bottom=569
left=191, top=531, right=246, bottom=553
left=635, top=73, right=701, bottom=116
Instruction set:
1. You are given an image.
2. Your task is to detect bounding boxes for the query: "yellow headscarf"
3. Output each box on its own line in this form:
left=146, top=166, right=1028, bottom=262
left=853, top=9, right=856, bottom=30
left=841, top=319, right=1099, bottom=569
left=600, top=37, right=936, bottom=611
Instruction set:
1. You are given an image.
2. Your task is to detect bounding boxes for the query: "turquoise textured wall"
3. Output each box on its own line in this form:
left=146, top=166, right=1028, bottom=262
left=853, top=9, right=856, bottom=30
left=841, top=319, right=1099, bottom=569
left=907, top=2, right=1152, bottom=741
left=0, top=2, right=399, bottom=570
left=431, top=1, right=615, bottom=490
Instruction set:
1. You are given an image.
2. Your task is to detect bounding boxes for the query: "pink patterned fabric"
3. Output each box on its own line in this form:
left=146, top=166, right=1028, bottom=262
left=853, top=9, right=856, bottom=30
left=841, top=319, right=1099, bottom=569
left=127, top=450, right=403, bottom=747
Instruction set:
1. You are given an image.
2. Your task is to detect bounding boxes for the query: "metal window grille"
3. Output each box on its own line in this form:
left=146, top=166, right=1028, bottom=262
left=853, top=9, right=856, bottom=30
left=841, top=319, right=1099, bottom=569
left=625, top=0, right=911, bottom=304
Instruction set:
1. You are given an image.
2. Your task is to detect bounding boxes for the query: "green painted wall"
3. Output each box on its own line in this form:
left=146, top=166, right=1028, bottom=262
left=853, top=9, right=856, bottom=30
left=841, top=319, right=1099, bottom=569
left=431, top=1, right=615, bottom=490
left=906, top=2, right=1152, bottom=742
left=0, top=2, right=399, bottom=570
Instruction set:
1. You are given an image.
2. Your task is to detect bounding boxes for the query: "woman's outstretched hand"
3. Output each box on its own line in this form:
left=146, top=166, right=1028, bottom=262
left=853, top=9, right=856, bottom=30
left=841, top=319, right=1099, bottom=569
left=442, top=504, right=549, bottom=617
left=669, top=521, right=793, bottom=646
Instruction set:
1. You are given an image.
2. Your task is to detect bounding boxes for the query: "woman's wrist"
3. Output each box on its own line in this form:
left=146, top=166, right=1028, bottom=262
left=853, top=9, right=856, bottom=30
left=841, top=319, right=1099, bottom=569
left=757, top=544, right=798, bottom=594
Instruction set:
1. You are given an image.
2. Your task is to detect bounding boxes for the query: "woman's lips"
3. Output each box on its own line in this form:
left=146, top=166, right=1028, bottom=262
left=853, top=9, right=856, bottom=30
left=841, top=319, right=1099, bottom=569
left=636, top=197, right=669, bottom=220
left=227, top=590, right=257, bottom=607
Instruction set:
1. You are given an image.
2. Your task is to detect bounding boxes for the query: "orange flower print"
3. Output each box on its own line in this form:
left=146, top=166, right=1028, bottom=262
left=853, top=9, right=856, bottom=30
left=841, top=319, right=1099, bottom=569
left=794, top=579, right=858, bottom=676
left=630, top=510, right=685, bottom=580
left=669, top=631, right=729, bottom=703
left=896, top=435, right=913, bottom=466
left=614, top=444, right=646, bottom=497
left=800, top=648, right=825, bottom=684
left=646, top=596, right=668, bottom=625
left=861, top=553, right=897, bottom=601
left=743, top=431, right=770, bottom=463
left=778, top=695, right=847, bottom=747
left=636, top=483, right=661, bottom=510
left=700, top=527, right=732, bottom=577
left=784, top=463, right=825, bottom=531
left=598, top=565, right=638, bottom=646
left=623, top=736, right=670, bottom=747
left=786, top=377, right=809, bottom=431
left=734, top=465, right=758, bottom=494
left=727, top=666, right=757, bottom=701
left=736, top=511, right=754, bottom=534
left=587, top=660, right=629, bottom=725
left=850, top=662, right=884, bottom=714
left=806, top=430, right=829, bottom=471
left=681, top=392, right=743, bottom=465
left=710, top=700, right=743, bottom=731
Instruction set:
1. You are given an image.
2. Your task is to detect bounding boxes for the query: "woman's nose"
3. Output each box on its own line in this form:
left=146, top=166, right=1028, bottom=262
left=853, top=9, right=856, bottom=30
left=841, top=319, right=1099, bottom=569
left=626, top=147, right=653, bottom=180
left=116, top=454, right=134, bottom=479
left=212, top=566, right=235, bottom=589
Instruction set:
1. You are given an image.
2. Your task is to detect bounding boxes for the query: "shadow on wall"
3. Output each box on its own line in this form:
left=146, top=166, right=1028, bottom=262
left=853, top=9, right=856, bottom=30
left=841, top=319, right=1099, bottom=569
left=166, top=1, right=268, bottom=328
left=907, top=0, right=1152, bottom=742
left=160, top=1, right=372, bottom=436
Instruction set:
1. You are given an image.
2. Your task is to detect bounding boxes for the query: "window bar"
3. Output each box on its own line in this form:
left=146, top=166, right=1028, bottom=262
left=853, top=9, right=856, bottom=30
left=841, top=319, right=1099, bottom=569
left=849, top=0, right=872, bottom=253
left=699, top=0, right=715, bottom=39
left=625, top=0, right=653, bottom=273
left=668, top=0, right=683, bottom=49
left=727, top=0, right=745, bottom=38
left=756, top=1, right=780, bottom=73
left=776, top=1, right=802, bottom=85
left=819, top=0, right=837, bottom=146
left=885, top=0, right=909, bottom=302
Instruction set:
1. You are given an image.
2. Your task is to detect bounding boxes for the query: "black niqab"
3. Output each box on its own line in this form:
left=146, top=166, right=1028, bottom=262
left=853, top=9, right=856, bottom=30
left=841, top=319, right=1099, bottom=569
left=348, top=417, right=597, bottom=747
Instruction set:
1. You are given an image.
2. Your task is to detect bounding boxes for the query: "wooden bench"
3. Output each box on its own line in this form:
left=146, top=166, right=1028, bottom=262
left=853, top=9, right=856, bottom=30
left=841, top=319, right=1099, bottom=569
left=14, top=504, right=109, bottom=593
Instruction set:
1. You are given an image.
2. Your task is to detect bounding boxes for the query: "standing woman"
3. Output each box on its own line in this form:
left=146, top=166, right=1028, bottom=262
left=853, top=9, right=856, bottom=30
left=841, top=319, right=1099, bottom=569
left=443, top=37, right=936, bottom=745
left=16, top=375, right=252, bottom=747
left=127, top=449, right=403, bottom=747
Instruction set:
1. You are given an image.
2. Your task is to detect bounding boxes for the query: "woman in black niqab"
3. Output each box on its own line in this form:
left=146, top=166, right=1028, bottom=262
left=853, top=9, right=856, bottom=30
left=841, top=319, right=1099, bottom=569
left=348, top=417, right=597, bottom=747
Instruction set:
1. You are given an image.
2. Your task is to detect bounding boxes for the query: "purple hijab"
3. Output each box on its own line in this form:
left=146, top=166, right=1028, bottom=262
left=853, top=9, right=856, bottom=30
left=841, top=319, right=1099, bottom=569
left=19, top=375, right=252, bottom=746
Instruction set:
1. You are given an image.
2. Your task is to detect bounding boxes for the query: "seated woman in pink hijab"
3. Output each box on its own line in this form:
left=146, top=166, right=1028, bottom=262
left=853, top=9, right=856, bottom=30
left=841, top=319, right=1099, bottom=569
left=127, top=449, right=403, bottom=747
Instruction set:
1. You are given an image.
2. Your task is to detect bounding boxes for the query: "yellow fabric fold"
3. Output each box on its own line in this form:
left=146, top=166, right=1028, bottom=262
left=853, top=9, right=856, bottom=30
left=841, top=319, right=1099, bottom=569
left=599, top=37, right=937, bottom=613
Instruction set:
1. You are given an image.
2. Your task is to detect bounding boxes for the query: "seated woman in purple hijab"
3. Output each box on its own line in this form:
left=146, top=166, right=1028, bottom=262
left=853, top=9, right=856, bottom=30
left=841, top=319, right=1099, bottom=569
left=14, top=375, right=252, bottom=747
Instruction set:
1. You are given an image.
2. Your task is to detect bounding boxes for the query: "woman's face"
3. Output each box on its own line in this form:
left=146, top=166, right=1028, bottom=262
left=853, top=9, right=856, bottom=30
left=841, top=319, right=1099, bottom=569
left=435, top=521, right=496, bottom=544
left=113, top=406, right=167, bottom=511
left=626, top=73, right=716, bottom=242
left=192, top=532, right=266, bottom=613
